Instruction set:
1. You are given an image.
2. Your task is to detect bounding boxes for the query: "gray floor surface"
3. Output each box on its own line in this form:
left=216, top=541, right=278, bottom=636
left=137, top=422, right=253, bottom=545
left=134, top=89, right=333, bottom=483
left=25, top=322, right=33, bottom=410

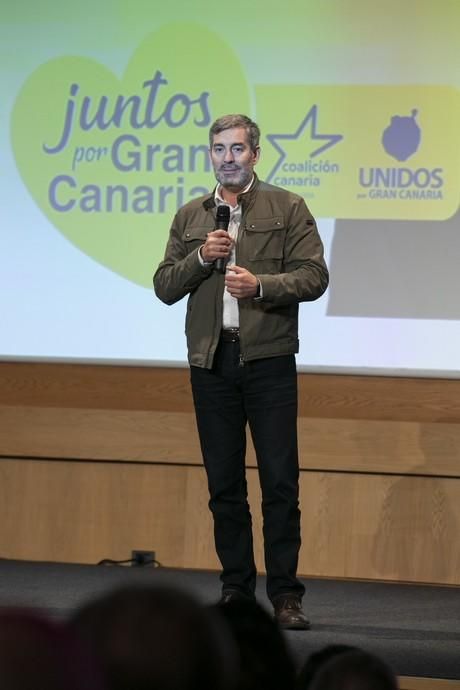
left=0, top=559, right=458, bottom=679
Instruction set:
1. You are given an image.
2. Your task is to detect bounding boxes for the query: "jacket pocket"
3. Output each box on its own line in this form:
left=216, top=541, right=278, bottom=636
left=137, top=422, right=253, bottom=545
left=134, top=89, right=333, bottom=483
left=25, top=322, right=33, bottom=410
left=182, top=226, right=208, bottom=254
left=243, top=216, right=285, bottom=269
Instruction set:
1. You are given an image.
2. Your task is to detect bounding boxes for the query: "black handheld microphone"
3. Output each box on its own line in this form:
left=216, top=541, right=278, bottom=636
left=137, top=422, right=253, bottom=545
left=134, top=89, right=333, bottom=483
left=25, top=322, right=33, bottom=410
left=215, top=205, right=231, bottom=274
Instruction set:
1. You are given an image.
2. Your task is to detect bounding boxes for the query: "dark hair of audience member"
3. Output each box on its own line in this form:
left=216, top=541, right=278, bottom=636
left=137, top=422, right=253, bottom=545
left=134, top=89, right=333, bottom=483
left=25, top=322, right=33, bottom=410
left=0, top=608, right=104, bottom=690
left=69, top=584, right=239, bottom=690
left=214, top=598, right=297, bottom=690
left=308, top=648, right=398, bottom=690
left=296, top=644, right=359, bottom=689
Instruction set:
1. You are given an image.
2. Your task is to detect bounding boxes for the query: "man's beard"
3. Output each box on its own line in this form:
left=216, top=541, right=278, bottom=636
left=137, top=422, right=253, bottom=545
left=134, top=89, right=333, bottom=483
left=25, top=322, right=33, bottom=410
left=215, top=166, right=252, bottom=191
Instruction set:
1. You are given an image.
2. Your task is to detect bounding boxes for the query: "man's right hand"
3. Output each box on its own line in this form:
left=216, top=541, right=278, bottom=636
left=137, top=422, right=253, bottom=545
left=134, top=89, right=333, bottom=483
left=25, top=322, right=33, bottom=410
left=201, top=229, right=234, bottom=263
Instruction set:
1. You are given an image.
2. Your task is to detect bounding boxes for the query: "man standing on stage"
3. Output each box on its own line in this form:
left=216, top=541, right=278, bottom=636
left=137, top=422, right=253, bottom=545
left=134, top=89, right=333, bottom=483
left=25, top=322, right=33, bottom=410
left=154, top=114, right=328, bottom=629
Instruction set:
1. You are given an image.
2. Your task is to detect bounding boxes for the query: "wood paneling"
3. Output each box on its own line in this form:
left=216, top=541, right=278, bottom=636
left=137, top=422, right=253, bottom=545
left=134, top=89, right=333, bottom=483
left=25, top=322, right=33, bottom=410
left=1, top=458, right=459, bottom=585
left=399, top=679, right=460, bottom=690
left=0, top=406, right=202, bottom=463
left=1, top=406, right=459, bottom=478
left=0, top=458, right=199, bottom=568
left=296, top=472, right=460, bottom=583
left=0, top=361, right=459, bottom=585
left=1, top=362, right=460, bottom=422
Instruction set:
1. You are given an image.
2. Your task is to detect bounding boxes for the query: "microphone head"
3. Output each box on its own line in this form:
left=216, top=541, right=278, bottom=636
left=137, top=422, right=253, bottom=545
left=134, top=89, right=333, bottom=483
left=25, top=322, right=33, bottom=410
left=216, top=204, right=230, bottom=222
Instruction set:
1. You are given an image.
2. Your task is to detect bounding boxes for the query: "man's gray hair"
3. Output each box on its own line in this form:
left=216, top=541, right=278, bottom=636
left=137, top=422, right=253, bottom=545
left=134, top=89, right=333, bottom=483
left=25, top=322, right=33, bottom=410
left=209, top=114, right=260, bottom=152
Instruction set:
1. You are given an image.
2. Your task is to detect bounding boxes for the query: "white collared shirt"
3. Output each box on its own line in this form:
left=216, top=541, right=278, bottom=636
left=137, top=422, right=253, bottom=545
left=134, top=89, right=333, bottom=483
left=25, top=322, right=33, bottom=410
left=214, top=177, right=254, bottom=328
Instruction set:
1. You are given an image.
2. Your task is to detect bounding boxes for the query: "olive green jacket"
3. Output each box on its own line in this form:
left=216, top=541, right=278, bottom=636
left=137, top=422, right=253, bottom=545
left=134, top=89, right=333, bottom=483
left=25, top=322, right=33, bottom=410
left=153, top=175, right=329, bottom=368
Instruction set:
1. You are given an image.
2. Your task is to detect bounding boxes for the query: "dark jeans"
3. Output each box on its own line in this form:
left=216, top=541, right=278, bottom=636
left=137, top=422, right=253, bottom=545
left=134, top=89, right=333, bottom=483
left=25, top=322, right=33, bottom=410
left=190, top=339, right=305, bottom=602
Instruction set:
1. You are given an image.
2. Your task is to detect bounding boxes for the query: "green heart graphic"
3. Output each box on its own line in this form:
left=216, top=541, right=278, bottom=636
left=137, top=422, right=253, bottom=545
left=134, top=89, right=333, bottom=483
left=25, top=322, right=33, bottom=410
left=11, top=24, right=251, bottom=287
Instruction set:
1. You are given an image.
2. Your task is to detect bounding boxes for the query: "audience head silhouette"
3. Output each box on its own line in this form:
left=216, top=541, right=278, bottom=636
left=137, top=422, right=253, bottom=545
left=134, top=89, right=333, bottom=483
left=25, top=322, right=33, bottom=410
left=0, top=584, right=403, bottom=690
left=297, top=644, right=359, bottom=689
left=308, top=648, right=398, bottom=690
left=0, top=608, right=104, bottom=690
left=70, top=584, right=238, bottom=690
left=215, top=598, right=296, bottom=690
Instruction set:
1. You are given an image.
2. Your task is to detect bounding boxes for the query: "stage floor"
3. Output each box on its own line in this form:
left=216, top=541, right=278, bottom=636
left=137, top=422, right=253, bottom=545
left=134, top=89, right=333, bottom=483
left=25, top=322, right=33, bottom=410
left=0, top=559, right=459, bottom=682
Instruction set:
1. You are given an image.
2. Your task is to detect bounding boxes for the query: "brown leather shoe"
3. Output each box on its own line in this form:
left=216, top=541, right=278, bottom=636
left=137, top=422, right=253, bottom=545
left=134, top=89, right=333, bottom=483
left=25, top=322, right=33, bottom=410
left=273, top=594, right=310, bottom=630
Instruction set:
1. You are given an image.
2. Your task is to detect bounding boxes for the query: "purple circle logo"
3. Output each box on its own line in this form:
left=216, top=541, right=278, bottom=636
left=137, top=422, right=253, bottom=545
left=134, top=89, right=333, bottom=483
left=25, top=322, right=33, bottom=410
left=382, top=109, right=421, bottom=161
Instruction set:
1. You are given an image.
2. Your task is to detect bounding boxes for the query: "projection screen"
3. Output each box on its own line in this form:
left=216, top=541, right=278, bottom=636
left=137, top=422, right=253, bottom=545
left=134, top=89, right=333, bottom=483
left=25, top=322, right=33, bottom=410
left=1, top=1, right=459, bottom=377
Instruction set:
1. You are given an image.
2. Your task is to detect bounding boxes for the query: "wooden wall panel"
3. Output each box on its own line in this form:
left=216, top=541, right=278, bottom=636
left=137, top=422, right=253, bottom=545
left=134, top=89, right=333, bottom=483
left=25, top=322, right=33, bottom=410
left=297, top=418, right=460, bottom=477
left=1, top=362, right=460, bottom=422
left=0, top=406, right=203, bottom=463
left=1, top=457, right=460, bottom=585
left=1, top=405, right=459, bottom=478
left=1, top=361, right=460, bottom=585
left=295, top=473, right=460, bottom=583
left=399, top=679, right=460, bottom=690
left=0, top=458, right=201, bottom=568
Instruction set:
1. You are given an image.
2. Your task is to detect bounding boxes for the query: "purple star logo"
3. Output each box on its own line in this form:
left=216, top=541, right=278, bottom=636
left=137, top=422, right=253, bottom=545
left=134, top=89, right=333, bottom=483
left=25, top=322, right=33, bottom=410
left=266, top=105, right=343, bottom=183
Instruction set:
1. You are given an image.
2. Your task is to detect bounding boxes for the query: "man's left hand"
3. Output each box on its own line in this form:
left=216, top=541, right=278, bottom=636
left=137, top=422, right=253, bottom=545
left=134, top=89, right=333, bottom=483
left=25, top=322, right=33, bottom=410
left=225, top=266, right=259, bottom=299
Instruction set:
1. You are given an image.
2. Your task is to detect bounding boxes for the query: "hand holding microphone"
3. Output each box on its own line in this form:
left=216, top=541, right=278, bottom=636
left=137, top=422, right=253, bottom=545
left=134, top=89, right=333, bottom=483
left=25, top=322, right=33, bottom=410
left=200, top=205, right=233, bottom=269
